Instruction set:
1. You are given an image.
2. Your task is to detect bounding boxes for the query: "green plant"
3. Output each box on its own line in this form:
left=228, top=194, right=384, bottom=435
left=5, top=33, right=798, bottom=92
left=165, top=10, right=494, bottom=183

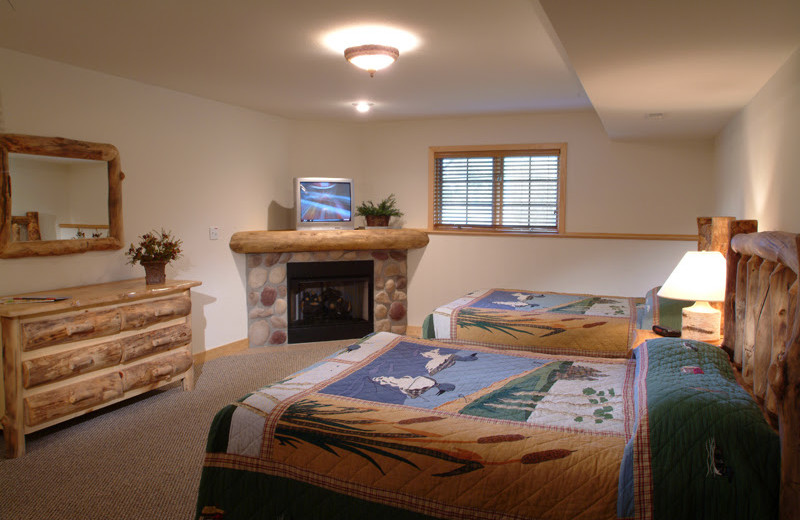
left=355, top=194, right=403, bottom=217
left=125, top=229, right=183, bottom=265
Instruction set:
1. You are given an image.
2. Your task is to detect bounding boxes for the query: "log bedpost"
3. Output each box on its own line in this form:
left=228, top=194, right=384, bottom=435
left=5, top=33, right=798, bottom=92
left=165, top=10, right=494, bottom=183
left=778, top=235, right=800, bottom=520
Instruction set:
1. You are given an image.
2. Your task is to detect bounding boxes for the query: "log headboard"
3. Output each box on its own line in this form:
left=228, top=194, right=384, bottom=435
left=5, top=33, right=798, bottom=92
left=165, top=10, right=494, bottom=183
left=705, top=218, right=799, bottom=519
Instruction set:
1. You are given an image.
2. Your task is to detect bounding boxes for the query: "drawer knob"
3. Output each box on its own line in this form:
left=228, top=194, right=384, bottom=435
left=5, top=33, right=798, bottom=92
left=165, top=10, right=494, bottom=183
left=68, top=389, right=97, bottom=404
left=151, top=337, right=173, bottom=348
left=150, top=365, right=173, bottom=381
left=69, top=357, right=95, bottom=372
left=66, top=322, right=95, bottom=336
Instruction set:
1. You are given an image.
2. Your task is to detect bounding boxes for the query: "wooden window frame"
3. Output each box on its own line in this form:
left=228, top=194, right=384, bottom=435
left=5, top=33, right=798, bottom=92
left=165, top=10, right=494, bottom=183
left=428, top=143, right=567, bottom=235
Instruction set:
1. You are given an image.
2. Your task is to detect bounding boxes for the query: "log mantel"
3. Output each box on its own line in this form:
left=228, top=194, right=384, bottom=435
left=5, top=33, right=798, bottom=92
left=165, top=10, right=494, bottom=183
left=229, top=228, right=429, bottom=254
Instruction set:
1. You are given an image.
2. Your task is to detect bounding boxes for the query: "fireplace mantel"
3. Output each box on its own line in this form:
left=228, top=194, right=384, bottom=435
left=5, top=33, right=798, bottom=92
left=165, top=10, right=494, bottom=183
left=229, top=228, right=429, bottom=254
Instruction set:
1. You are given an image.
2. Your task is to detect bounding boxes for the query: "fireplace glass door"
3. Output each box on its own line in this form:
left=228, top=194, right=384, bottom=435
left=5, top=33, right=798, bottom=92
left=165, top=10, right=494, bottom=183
left=287, top=260, right=373, bottom=343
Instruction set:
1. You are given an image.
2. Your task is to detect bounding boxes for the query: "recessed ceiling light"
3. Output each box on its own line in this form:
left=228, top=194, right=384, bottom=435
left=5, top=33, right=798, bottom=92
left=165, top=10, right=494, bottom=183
left=353, top=102, right=374, bottom=113
left=646, top=112, right=665, bottom=120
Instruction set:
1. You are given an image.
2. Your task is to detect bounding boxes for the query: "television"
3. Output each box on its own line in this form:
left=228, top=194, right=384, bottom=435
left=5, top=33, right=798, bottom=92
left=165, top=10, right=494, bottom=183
left=294, top=177, right=355, bottom=230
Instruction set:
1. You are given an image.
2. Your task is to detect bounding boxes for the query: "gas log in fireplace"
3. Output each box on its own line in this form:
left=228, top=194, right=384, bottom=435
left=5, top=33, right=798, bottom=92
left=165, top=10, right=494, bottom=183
left=287, top=260, right=374, bottom=343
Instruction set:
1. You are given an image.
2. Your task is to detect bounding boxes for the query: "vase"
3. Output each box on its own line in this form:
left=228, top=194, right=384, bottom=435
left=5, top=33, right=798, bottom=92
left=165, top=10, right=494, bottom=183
left=365, top=215, right=390, bottom=227
left=142, top=260, right=167, bottom=285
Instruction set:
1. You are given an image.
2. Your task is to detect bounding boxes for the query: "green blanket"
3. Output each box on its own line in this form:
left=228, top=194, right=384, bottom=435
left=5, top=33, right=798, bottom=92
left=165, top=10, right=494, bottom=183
left=620, top=338, right=779, bottom=519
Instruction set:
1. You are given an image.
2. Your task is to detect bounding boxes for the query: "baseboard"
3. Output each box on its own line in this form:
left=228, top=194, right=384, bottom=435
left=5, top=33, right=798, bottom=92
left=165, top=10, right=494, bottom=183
left=194, top=338, right=249, bottom=365
left=405, top=325, right=422, bottom=338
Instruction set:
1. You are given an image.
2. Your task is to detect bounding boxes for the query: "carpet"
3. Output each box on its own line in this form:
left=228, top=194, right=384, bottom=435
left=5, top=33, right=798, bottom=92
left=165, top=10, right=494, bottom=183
left=0, top=340, right=348, bottom=520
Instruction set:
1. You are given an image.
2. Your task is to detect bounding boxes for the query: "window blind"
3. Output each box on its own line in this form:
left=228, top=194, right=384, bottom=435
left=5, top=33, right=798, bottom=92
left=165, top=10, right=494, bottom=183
left=432, top=147, right=563, bottom=233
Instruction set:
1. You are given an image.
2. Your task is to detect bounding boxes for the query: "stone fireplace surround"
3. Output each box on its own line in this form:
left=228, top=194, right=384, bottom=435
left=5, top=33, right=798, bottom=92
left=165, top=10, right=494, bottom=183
left=230, top=229, right=429, bottom=347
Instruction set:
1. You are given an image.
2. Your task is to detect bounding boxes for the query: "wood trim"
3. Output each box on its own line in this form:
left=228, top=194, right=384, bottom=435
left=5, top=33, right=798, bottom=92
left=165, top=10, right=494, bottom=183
left=425, top=229, right=697, bottom=241
left=405, top=325, right=422, bottom=338
left=557, top=144, right=567, bottom=234
left=427, top=148, right=435, bottom=231
left=193, top=338, right=248, bottom=365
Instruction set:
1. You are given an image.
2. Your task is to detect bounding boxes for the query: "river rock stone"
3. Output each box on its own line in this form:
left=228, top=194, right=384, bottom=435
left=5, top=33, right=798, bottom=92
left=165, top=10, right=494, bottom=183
left=249, top=320, right=270, bottom=346
left=389, top=301, right=406, bottom=321
left=261, top=286, right=277, bottom=306
left=248, top=267, right=268, bottom=288
left=268, top=264, right=286, bottom=284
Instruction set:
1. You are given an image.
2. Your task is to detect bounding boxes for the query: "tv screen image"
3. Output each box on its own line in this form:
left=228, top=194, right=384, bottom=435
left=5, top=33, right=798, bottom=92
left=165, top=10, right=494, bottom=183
left=299, top=181, right=352, bottom=223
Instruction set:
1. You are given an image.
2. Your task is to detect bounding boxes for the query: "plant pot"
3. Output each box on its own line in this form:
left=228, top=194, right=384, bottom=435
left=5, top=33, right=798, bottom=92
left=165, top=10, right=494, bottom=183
left=365, top=215, right=390, bottom=227
left=142, top=260, right=167, bottom=285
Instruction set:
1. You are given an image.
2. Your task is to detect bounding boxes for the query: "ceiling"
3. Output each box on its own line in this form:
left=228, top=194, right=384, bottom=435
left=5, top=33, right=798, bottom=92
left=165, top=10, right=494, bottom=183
left=0, top=0, right=798, bottom=139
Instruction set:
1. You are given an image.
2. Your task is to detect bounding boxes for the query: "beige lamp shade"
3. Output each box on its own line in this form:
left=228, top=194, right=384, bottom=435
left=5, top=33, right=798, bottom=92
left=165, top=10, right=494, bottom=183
left=658, top=251, right=727, bottom=342
left=657, top=251, right=726, bottom=302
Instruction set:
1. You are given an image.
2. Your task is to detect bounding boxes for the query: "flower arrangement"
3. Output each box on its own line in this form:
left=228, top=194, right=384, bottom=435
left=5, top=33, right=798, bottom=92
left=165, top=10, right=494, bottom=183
left=125, top=229, right=183, bottom=266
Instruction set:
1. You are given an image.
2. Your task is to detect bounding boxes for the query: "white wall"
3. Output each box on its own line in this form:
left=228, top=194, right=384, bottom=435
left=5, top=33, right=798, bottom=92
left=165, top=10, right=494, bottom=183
left=0, top=48, right=721, bottom=348
left=715, top=47, right=800, bottom=232
left=0, top=48, right=289, bottom=352
left=356, top=113, right=715, bottom=324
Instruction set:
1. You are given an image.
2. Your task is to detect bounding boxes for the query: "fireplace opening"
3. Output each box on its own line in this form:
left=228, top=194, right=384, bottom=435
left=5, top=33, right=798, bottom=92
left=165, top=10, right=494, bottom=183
left=287, top=260, right=374, bottom=343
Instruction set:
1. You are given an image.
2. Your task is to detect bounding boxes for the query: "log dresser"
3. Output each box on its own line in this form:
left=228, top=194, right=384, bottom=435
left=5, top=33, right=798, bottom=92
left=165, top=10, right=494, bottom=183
left=0, top=278, right=201, bottom=457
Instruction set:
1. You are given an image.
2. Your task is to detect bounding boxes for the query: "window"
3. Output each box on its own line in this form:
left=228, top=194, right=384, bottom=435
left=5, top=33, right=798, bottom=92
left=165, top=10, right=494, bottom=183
left=429, top=143, right=566, bottom=234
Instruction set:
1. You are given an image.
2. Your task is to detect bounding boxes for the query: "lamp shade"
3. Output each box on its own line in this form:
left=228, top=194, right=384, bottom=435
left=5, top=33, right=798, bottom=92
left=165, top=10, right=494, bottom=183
left=657, top=251, right=726, bottom=303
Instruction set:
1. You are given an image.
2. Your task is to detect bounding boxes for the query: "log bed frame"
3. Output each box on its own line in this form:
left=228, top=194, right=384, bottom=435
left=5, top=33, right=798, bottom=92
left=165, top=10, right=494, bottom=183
left=700, top=217, right=799, bottom=519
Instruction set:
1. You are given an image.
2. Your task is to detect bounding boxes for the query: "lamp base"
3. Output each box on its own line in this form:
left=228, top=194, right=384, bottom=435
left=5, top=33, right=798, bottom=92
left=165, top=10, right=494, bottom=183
left=681, top=301, right=721, bottom=342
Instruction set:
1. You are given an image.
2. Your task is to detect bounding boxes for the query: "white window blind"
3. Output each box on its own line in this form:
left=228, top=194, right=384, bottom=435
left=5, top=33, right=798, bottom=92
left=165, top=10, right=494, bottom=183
left=432, top=145, right=564, bottom=233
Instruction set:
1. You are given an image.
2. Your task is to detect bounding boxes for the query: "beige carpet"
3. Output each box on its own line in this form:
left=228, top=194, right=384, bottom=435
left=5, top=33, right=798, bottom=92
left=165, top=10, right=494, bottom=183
left=0, top=340, right=349, bottom=520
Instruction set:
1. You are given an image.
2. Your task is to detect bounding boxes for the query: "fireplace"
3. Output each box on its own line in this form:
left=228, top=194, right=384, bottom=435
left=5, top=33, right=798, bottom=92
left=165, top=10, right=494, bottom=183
left=287, top=260, right=374, bottom=343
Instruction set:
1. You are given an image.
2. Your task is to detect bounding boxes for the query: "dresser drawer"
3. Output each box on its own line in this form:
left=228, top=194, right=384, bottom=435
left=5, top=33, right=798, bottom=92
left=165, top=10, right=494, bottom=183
left=22, top=340, right=123, bottom=389
left=121, top=349, right=193, bottom=391
left=21, top=309, right=122, bottom=351
left=120, top=324, right=191, bottom=362
left=120, top=293, right=191, bottom=330
left=24, top=372, right=124, bottom=427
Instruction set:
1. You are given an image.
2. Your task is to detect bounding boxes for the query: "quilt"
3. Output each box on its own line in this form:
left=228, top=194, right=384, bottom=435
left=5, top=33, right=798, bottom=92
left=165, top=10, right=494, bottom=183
left=617, top=338, right=779, bottom=520
left=430, top=289, right=641, bottom=358
left=197, top=332, right=636, bottom=520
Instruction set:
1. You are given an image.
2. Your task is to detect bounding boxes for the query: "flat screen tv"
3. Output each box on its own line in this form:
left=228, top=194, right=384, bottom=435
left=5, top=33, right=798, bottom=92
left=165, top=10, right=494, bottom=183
left=294, top=177, right=355, bottom=230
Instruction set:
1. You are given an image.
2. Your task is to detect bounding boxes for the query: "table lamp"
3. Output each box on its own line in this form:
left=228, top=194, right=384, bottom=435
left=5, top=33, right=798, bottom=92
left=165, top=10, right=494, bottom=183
left=657, top=251, right=727, bottom=342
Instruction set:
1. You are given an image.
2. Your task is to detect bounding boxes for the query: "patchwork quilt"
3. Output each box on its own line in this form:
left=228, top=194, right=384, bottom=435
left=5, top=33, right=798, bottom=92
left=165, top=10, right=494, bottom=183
left=197, top=332, right=636, bottom=520
left=429, top=289, right=641, bottom=358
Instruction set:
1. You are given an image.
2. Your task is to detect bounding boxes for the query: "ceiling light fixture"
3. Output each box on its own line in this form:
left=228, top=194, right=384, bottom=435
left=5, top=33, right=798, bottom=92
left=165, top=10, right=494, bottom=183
left=353, top=102, right=374, bottom=113
left=344, top=44, right=399, bottom=77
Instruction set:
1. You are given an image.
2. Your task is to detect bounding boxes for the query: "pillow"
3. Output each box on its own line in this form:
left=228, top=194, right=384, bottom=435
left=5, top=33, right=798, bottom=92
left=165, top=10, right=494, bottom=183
left=636, top=286, right=691, bottom=331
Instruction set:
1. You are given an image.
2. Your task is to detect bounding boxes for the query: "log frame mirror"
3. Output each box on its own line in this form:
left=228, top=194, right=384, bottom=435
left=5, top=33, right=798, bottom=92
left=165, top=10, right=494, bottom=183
left=0, top=133, right=123, bottom=259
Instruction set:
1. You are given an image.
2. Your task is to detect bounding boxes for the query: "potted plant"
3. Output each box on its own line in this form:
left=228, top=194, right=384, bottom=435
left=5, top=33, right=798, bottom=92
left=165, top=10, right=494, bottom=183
left=125, top=229, right=183, bottom=285
left=355, top=194, right=403, bottom=227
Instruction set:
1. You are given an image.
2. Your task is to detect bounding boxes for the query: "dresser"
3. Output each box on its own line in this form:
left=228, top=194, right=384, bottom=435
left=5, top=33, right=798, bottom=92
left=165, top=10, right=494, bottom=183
left=1, top=278, right=201, bottom=457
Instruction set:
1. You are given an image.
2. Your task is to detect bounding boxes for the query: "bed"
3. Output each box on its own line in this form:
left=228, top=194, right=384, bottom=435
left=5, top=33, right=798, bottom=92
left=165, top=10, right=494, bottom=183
left=421, top=288, right=642, bottom=358
left=196, top=218, right=800, bottom=520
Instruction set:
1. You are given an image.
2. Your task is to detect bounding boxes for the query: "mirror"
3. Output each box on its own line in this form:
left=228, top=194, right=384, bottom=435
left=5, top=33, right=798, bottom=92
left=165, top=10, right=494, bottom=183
left=0, top=134, right=124, bottom=258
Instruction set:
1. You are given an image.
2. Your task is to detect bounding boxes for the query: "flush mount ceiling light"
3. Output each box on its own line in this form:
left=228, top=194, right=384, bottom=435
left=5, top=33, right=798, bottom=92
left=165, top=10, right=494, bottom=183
left=353, top=101, right=374, bottom=113
left=344, top=44, right=399, bottom=77
left=322, top=25, right=418, bottom=77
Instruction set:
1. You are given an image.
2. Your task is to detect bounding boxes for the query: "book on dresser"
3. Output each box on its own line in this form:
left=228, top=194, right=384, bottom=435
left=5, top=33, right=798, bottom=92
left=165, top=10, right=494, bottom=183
left=0, top=278, right=201, bottom=457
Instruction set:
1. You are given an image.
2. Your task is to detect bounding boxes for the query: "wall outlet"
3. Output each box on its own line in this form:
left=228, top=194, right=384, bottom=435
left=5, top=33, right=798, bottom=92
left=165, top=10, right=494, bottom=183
left=209, top=226, right=220, bottom=240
